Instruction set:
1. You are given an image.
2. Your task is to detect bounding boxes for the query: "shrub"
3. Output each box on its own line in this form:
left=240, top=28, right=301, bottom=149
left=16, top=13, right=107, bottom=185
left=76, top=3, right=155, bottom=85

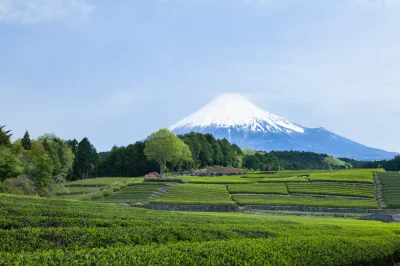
left=3, top=175, right=35, bottom=195
left=0, top=183, right=24, bottom=195
left=91, top=192, right=104, bottom=200
left=102, top=188, right=114, bottom=197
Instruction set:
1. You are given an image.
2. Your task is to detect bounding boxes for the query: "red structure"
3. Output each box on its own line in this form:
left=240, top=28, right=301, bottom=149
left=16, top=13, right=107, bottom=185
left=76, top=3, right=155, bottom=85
left=144, top=172, right=162, bottom=178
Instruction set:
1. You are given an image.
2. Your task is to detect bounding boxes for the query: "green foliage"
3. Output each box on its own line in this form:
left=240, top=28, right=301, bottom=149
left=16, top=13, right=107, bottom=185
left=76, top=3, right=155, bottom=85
left=3, top=175, right=35, bottom=195
left=0, top=194, right=399, bottom=265
left=98, top=142, right=157, bottom=177
left=363, top=155, right=400, bottom=171
left=144, top=129, right=192, bottom=176
left=21, top=130, right=32, bottom=150
left=0, top=125, right=12, bottom=146
left=0, top=146, right=23, bottom=182
left=38, top=134, right=75, bottom=183
left=178, top=133, right=242, bottom=169
left=0, top=182, right=24, bottom=195
left=152, top=184, right=235, bottom=205
left=232, top=195, right=378, bottom=209
left=91, top=191, right=105, bottom=200
left=72, top=137, right=100, bottom=180
left=375, top=172, right=400, bottom=208
left=25, top=141, right=53, bottom=196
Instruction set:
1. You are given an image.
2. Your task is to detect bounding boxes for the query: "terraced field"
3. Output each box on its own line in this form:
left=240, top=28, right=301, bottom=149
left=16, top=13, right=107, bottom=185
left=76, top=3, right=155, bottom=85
left=228, top=184, right=288, bottom=195
left=287, top=183, right=375, bottom=198
left=309, top=170, right=375, bottom=184
left=151, top=184, right=235, bottom=205
left=232, top=195, right=378, bottom=209
left=375, top=172, right=400, bottom=208
left=258, top=177, right=309, bottom=183
left=65, top=177, right=133, bottom=187
left=96, top=183, right=166, bottom=203
left=1, top=194, right=399, bottom=265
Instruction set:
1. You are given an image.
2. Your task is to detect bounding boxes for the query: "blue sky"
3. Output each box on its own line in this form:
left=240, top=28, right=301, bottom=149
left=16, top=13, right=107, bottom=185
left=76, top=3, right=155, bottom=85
left=1, top=0, right=400, bottom=152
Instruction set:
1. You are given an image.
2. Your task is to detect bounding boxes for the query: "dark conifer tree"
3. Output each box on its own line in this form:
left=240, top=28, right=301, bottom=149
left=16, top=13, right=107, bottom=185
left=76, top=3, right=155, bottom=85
left=0, top=125, right=12, bottom=146
left=21, top=130, right=32, bottom=150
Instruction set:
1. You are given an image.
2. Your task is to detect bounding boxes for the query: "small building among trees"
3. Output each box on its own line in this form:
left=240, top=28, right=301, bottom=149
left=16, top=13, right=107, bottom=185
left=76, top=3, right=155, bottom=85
left=144, top=172, right=162, bottom=178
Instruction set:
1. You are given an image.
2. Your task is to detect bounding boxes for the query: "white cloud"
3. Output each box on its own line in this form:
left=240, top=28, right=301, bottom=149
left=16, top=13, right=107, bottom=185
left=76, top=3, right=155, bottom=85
left=0, top=0, right=94, bottom=24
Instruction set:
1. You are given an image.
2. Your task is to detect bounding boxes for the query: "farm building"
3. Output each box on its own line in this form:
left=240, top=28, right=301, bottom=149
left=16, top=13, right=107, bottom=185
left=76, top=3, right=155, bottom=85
left=144, top=172, right=162, bottom=178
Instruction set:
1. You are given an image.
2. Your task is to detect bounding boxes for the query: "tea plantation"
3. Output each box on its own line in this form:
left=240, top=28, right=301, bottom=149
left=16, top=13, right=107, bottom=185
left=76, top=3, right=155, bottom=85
left=375, top=172, right=400, bottom=208
left=1, top=193, right=400, bottom=265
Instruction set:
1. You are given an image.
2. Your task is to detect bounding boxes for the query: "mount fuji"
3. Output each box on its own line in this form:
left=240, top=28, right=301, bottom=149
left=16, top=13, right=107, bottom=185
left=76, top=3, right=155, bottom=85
left=170, top=93, right=397, bottom=161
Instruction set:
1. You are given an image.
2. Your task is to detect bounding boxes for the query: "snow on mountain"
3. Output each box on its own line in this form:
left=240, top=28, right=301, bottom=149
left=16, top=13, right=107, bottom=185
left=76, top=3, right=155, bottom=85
left=170, top=93, right=397, bottom=161
left=170, top=93, right=304, bottom=133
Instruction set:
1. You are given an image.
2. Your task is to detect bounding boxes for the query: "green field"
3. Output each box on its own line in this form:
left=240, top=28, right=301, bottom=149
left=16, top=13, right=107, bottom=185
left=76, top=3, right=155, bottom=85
left=376, top=172, right=400, bottom=208
left=96, top=183, right=165, bottom=203
left=232, top=195, right=378, bottom=209
left=151, top=184, right=235, bottom=205
left=228, top=184, right=289, bottom=195
left=0, top=193, right=399, bottom=265
left=287, top=183, right=375, bottom=198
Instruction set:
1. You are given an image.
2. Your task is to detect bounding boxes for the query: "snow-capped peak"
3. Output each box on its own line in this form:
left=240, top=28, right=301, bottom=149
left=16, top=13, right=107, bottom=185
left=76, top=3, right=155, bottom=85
left=169, top=93, right=304, bottom=133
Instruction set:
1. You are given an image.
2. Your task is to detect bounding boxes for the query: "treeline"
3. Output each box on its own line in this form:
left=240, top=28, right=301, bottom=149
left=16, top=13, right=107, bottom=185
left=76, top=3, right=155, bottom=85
left=2, top=122, right=399, bottom=196
left=0, top=125, right=101, bottom=196
left=361, top=156, right=400, bottom=171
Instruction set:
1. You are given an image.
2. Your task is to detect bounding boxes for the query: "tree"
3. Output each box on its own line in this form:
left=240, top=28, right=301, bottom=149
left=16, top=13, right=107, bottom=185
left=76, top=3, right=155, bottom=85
left=25, top=141, right=53, bottom=196
left=38, top=134, right=74, bottom=183
left=73, top=138, right=99, bottom=180
left=144, top=129, right=192, bottom=177
left=0, top=146, right=23, bottom=182
left=21, top=131, right=32, bottom=150
left=0, top=125, right=12, bottom=146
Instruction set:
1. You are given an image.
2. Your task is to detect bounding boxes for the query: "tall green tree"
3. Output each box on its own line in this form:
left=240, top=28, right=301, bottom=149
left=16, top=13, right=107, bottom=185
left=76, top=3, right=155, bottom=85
left=21, top=131, right=32, bottom=150
left=0, top=125, right=12, bottom=146
left=73, top=138, right=99, bottom=180
left=0, top=146, right=23, bottom=182
left=144, top=129, right=192, bottom=177
left=38, top=134, right=74, bottom=183
left=25, top=141, right=53, bottom=196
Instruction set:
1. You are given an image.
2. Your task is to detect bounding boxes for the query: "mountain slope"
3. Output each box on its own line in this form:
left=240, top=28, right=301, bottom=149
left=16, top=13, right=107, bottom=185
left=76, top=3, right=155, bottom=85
left=170, top=93, right=397, bottom=161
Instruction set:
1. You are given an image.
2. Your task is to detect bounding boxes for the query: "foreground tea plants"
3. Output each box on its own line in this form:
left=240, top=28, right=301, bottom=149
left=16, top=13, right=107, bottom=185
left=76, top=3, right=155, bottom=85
left=0, top=193, right=399, bottom=265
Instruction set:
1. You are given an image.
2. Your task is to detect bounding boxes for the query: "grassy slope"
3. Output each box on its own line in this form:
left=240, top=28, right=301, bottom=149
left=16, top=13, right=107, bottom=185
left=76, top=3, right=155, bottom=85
left=0, top=194, right=399, bottom=265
